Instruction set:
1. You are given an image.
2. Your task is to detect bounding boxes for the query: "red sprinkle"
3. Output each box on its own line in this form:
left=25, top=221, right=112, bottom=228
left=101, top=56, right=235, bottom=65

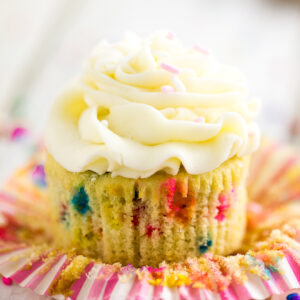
left=132, top=204, right=145, bottom=227
left=2, top=276, right=12, bottom=285
left=215, top=194, right=230, bottom=222
left=146, top=225, right=159, bottom=238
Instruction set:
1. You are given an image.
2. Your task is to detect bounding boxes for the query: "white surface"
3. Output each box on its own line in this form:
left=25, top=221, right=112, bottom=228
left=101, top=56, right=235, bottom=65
left=0, top=281, right=52, bottom=300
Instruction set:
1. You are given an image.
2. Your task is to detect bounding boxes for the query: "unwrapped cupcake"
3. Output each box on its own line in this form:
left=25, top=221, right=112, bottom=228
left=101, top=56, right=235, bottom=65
left=45, top=31, right=260, bottom=267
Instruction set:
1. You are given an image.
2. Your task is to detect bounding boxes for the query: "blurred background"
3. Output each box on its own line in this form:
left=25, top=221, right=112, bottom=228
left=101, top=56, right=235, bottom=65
left=0, top=0, right=300, bottom=181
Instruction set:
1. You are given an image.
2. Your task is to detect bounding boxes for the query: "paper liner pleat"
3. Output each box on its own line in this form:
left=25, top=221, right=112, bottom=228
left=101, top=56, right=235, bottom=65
left=0, top=249, right=299, bottom=300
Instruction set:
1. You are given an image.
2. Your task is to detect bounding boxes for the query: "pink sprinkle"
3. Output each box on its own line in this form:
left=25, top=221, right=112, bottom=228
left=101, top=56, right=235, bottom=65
left=215, top=194, right=230, bottom=222
left=194, top=116, right=205, bottom=123
left=161, top=178, right=176, bottom=202
left=194, top=44, right=209, bottom=55
left=2, top=277, right=12, bottom=286
left=32, top=165, right=45, bottom=178
left=162, top=85, right=175, bottom=93
left=11, top=127, right=28, bottom=141
left=145, top=266, right=166, bottom=273
left=166, top=32, right=175, bottom=40
left=146, top=225, right=159, bottom=238
left=160, top=62, right=180, bottom=75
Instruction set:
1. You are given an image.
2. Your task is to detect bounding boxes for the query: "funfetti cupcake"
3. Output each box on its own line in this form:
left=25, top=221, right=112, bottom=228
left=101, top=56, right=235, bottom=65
left=45, top=31, right=260, bottom=267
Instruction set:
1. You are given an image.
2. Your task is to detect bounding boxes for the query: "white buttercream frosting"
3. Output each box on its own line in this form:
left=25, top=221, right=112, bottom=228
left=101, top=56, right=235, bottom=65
left=45, top=31, right=260, bottom=179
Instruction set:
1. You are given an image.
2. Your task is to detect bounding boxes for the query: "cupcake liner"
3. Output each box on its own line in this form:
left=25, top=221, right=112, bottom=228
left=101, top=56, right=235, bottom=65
left=0, top=245, right=300, bottom=300
left=0, top=139, right=300, bottom=299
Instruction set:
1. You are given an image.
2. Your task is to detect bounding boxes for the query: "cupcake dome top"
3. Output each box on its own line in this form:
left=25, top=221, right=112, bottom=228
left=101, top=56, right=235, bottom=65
left=45, top=31, right=260, bottom=178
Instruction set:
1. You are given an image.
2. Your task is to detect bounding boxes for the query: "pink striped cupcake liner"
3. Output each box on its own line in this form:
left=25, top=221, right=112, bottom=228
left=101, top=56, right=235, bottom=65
left=0, top=139, right=299, bottom=299
left=0, top=239, right=300, bottom=299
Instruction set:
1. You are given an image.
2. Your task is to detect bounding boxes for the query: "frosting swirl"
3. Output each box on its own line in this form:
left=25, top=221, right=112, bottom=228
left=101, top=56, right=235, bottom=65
left=45, top=31, right=260, bottom=178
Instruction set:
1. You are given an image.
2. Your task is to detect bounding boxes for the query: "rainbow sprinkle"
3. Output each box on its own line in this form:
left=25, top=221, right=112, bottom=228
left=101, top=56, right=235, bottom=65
left=32, top=164, right=47, bottom=187
left=161, top=85, right=175, bottom=93
left=194, top=44, right=209, bottom=55
left=2, top=276, right=12, bottom=286
left=160, top=62, right=180, bottom=75
left=215, top=194, right=230, bottom=222
left=161, top=179, right=196, bottom=224
left=198, top=237, right=213, bottom=254
left=10, top=126, right=28, bottom=141
left=146, top=225, right=160, bottom=238
left=194, top=116, right=205, bottom=123
left=287, top=293, right=300, bottom=300
left=71, top=187, right=90, bottom=215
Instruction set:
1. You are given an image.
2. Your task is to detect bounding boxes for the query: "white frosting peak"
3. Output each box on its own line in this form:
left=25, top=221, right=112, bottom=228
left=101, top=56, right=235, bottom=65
left=45, top=31, right=260, bottom=178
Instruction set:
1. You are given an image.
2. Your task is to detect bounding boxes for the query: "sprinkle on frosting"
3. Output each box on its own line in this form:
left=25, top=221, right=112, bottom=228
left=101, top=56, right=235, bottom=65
left=193, top=44, right=209, bottom=55
left=194, top=116, right=205, bottom=123
left=161, top=85, right=175, bottom=93
left=160, top=62, right=180, bottom=75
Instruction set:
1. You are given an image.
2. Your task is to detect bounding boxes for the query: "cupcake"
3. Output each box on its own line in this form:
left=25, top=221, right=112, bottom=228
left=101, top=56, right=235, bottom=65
left=45, top=31, right=260, bottom=267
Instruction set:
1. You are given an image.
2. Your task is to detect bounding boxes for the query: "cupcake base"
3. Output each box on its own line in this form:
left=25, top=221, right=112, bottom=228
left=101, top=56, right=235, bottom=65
left=46, top=154, right=249, bottom=267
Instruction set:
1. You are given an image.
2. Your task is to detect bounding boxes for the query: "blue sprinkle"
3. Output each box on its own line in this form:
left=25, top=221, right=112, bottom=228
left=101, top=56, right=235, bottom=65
left=32, top=165, right=47, bottom=188
left=266, top=264, right=277, bottom=274
left=287, top=293, right=300, bottom=300
left=264, top=267, right=272, bottom=278
left=71, top=187, right=90, bottom=215
left=198, top=238, right=213, bottom=254
left=33, top=178, right=47, bottom=188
